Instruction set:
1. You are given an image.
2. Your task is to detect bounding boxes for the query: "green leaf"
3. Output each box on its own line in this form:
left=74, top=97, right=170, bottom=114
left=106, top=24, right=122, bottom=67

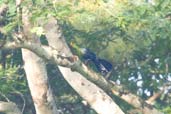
left=30, top=27, right=45, bottom=37
left=3, top=22, right=17, bottom=34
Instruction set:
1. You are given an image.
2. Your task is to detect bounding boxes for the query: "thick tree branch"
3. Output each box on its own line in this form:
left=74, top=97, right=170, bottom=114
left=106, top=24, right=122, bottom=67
left=43, top=17, right=163, bottom=114
left=0, top=34, right=163, bottom=114
left=44, top=17, right=125, bottom=114
left=1, top=40, right=76, bottom=67
left=0, top=15, right=164, bottom=113
left=21, top=5, right=60, bottom=114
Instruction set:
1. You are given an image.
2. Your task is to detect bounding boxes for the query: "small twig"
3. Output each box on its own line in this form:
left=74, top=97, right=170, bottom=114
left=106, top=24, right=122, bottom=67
left=18, top=93, right=25, bottom=114
left=13, top=32, right=25, bottom=43
left=11, top=91, right=26, bottom=114
left=146, top=82, right=171, bottom=105
left=0, top=91, right=10, bottom=102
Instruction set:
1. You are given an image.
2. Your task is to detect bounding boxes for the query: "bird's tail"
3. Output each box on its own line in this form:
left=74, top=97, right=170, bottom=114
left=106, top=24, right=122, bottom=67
left=93, top=58, right=113, bottom=78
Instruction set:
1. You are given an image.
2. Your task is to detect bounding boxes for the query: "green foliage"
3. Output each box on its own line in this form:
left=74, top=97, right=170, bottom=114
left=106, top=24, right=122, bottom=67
left=2, top=22, right=17, bottom=34
left=0, top=51, right=27, bottom=96
left=0, top=67, right=27, bottom=104
left=56, top=1, right=171, bottom=112
left=30, top=27, right=45, bottom=37
left=1, top=0, right=171, bottom=113
left=162, top=106, right=171, bottom=114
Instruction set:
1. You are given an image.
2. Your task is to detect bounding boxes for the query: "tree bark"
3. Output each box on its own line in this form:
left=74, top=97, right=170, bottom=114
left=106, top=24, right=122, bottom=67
left=21, top=8, right=59, bottom=114
left=1, top=24, right=163, bottom=114
left=44, top=17, right=125, bottom=114
left=44, top=17, right=164, bottom=114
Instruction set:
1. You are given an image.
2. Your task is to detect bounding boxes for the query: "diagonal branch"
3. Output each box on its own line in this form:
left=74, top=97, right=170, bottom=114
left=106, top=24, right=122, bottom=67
left=1, top=36, right=163, bottom=114
left=146, top=82, right=171, bottom=105
left=0, top=32, right=163, bottom=114
left=1, top=39, right=76, bottom=67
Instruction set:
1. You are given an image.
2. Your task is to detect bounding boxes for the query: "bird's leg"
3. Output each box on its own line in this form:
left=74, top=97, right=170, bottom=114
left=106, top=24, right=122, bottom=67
left=84, top=59, right=91, bottom=65
left=104, top=70, right=112, bottom=80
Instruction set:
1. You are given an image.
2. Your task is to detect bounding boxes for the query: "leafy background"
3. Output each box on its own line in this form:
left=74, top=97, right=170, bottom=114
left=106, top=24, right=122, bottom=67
left=0, top=0, right=171, bottom=113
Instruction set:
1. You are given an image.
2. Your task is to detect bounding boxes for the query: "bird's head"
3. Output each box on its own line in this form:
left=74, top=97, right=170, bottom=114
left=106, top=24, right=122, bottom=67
left=69, top=42, right=83, bottom=55
left=80, top=48, right=87, bottom=54
left=70, top=42, right=78, bottom=49
left=70, top=42, right=74, bottom=47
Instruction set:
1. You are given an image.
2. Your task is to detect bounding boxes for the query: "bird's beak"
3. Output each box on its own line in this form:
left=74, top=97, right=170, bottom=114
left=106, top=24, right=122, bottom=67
left=70, top=42, right=73, bottom=46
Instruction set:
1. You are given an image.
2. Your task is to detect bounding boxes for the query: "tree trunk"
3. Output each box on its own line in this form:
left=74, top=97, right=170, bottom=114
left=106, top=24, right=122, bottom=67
left=43, top=17, right=163, bottom=114
left=44, top=17, right=125, bottom=114
left=21, top=8, right=59, bottom=114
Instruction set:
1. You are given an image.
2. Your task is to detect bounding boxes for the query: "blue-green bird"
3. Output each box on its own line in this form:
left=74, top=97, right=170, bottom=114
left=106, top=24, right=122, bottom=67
left=70, top=42, right=113, bottom=77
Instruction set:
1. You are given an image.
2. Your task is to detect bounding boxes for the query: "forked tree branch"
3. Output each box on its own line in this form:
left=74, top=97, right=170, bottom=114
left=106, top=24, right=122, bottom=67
left=0, top=33, right=164, bottom=114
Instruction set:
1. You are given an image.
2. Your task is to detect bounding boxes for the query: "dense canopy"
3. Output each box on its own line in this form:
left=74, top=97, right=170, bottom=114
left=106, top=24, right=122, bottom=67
left=0, top=0, right=171, bottom=114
